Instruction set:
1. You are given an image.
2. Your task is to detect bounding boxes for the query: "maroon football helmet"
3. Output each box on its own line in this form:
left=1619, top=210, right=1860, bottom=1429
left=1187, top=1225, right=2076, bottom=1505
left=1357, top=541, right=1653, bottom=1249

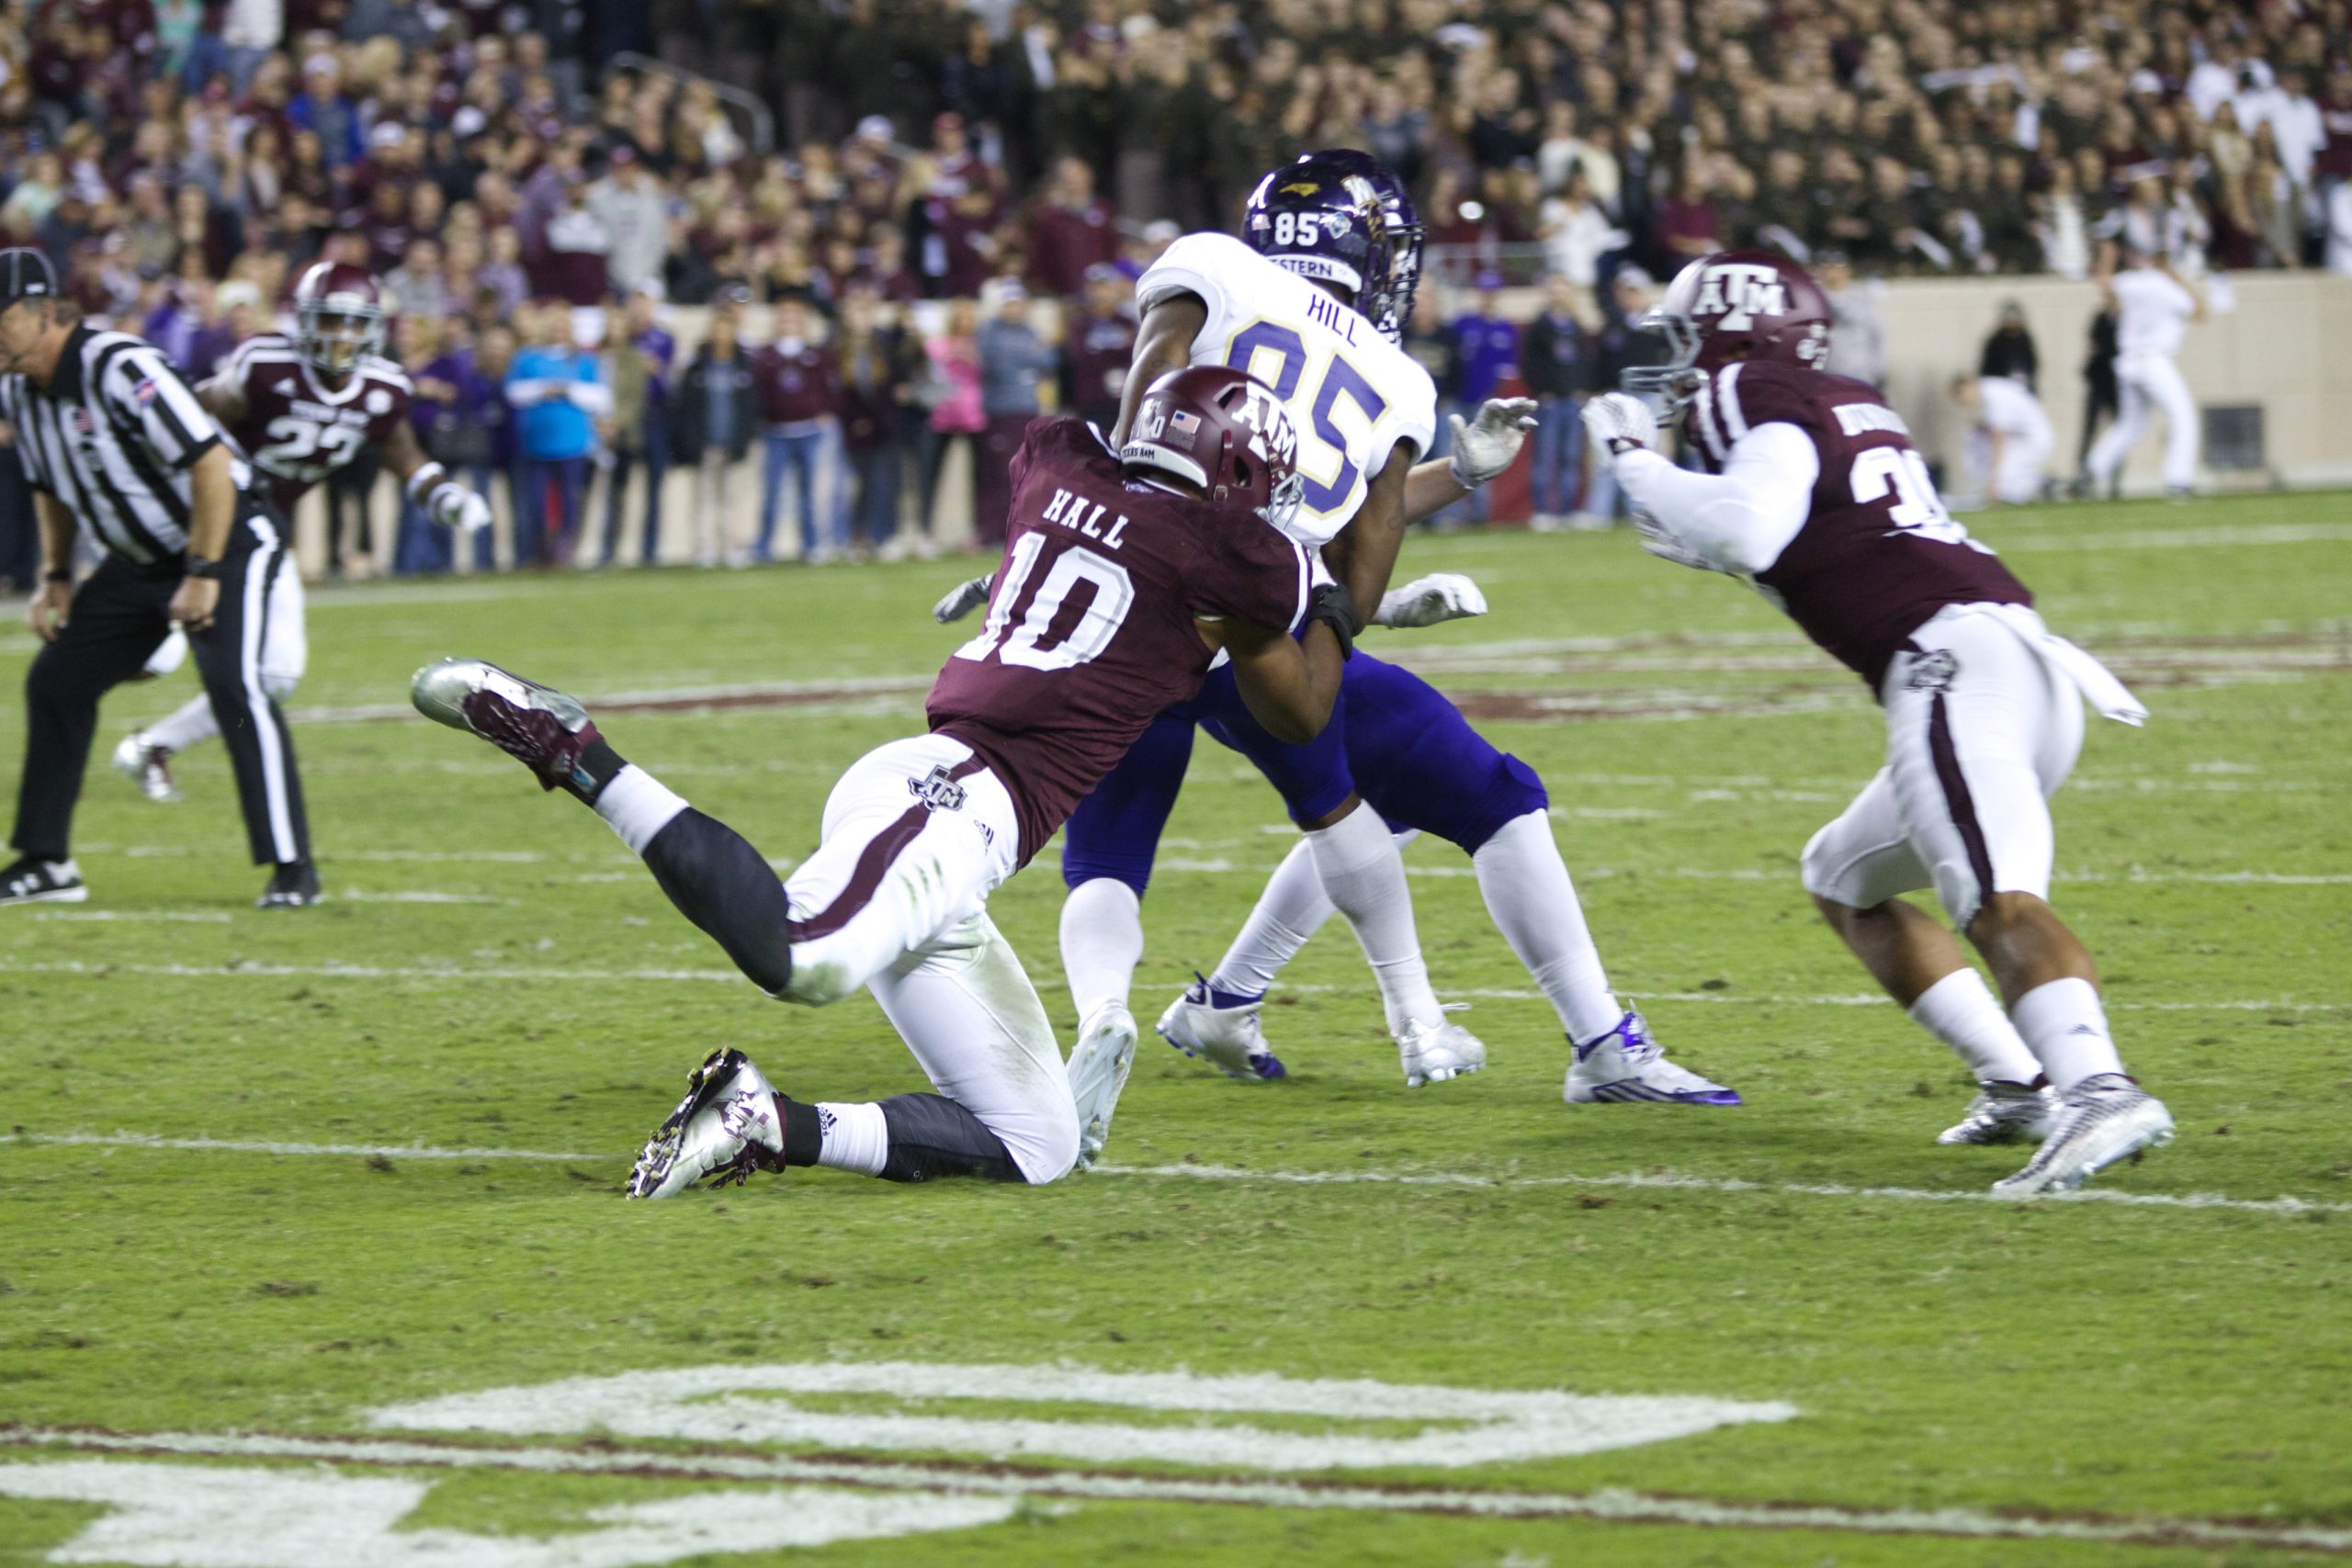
left=1120, top=366, right=1305, bottom=533
left=291, top=260, right=388, bottom=379
left=1624, top=250, right=1833, bottom=412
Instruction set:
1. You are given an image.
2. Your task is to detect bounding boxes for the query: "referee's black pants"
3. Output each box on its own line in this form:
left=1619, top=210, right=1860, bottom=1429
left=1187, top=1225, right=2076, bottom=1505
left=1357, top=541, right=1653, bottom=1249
left=12, top=506, right=311, bottom=869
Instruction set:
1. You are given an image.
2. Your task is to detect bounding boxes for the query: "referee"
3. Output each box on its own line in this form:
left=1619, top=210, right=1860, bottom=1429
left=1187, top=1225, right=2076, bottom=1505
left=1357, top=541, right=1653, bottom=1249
left=0, top=248, right=318, bottom=908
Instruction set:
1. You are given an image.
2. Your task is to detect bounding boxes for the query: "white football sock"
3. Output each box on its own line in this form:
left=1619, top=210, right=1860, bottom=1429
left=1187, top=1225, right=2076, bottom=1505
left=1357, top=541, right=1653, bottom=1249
left=142, top=694, right=221, bottom=754
left=1471, top=810, right=1623, bottom=1043
left=2010, top=976, right=2126, bottom=1091
left=1059, top=877, right=1144, bottom=1024
left=813, top=1100, right=888, bottom=1176
left=1206, top=838, right=1336, bottom=998
left=1907, top=967, right=2045, bottom=1085
left=1306, top=802, right=1443, bottom=1035
left=595, top=764, right=691, bottom=855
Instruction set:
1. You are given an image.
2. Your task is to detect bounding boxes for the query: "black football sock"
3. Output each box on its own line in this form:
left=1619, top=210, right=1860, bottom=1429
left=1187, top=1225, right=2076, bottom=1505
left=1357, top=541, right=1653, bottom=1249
left=639, top=808, right=795, bottom=994
left=558, top=737, right=628, bottom=806
left=874, top=1093, right=1025, bottom=1183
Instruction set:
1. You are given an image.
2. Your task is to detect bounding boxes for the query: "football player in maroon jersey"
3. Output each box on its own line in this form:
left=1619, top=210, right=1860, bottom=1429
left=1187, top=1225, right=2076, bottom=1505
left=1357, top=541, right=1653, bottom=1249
left=112, top=262, right=493, bottom=804
left=412, top=366, right=1377, bottom=1196
left=1584, top=249, right=2172, bottom=1197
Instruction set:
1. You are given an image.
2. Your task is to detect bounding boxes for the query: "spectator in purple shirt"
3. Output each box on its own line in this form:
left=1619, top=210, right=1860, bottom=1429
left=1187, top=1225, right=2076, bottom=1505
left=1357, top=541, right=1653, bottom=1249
left=1449, top=274, right=1521, bottom=523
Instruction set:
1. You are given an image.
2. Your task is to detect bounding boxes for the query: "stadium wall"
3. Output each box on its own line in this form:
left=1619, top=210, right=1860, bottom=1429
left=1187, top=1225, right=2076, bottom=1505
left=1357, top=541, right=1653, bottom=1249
left=292, top=275, right=2352, bottom=577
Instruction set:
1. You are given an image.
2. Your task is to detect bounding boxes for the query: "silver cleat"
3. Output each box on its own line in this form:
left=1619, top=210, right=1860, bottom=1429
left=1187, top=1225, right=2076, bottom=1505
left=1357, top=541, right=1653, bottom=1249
left=1066, top=1003, right=1137, bottom=1171
left=626, top=1048, right=787, bottom=1199
left=1397, top=1015, right=1487, bottom=1088
left=1938, top=1080, right=2060, bottom=1145
left=1990, top=1073, right=2174, bottom=1198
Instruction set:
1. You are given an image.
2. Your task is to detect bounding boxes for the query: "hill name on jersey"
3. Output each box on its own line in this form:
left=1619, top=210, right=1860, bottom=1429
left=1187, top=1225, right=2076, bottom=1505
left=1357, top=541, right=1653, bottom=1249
left=1136, top=231, right=1435, bottom=548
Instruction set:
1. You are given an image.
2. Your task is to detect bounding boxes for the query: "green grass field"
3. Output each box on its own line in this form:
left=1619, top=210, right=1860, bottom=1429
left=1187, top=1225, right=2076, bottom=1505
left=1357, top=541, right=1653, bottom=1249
left=2, top=491, right=2347, bottom=1567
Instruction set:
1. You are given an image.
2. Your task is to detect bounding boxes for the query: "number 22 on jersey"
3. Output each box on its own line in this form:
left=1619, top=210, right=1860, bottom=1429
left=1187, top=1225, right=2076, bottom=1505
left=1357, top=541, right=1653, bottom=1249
left=955, top=534, right=1136, bottom=672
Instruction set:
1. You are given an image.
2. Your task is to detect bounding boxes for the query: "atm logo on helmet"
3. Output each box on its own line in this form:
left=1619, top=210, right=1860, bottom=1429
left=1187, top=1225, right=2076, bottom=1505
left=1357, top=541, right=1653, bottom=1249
left=1693, top=263, right=1790, bottom=331
left=1228, top=383, right=1298, bottom=466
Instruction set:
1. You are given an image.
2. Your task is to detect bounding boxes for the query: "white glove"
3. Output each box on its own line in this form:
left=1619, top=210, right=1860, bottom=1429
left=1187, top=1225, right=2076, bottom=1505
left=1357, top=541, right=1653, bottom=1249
left=933, top=572, right=993, bottom=624
left=1581, top=391, right=1658, bottom=458
left=1447, top=397, right=1538, bottom=488
left=1630, top=506, right=1722, bottom=573
left=426, top=481, right=492, bottom=534
left=1375, top=572, right=1488, bottom=628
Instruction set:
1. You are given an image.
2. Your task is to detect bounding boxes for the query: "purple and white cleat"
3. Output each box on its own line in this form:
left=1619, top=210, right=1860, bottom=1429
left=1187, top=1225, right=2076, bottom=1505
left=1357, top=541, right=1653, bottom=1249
left=411, top=657, right=604, bottom=793
left=1158, top=975, right=1286, bottom=1081
left=1565, top=1011, right=1742, bottom=1105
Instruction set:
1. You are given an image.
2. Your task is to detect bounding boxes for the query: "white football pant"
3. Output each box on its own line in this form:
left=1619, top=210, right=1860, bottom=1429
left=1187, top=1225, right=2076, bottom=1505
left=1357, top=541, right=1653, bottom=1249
left=1804, top=604, right=2109, bottom=929
left=2086, top=352, right=2199, bottom=491
left=782, top=733, right=1078, bottom=1184
left=1971, top=428, right=2052, bottom=506
left=141, top=550, right=308, bottom=751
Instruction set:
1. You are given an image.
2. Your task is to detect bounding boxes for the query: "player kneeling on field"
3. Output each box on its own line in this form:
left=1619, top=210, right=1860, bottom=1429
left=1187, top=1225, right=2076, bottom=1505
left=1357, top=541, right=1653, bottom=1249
left=414, top=367, right=1366, bottom=1195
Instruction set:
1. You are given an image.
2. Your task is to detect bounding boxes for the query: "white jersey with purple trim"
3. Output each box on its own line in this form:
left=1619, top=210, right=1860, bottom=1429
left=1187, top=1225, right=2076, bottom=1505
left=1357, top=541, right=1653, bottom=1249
left=1137, top=231, right=1437, bottom=548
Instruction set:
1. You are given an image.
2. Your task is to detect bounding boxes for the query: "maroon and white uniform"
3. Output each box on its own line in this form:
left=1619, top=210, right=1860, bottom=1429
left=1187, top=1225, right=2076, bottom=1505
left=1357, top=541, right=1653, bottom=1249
left=628, top=414, right=1305, bottom=1181
left=930, top=417, right=1312, bottom=865
left=1608, top=360, right=2144, bottom=929
left=212, top=332, right=413, bottom=520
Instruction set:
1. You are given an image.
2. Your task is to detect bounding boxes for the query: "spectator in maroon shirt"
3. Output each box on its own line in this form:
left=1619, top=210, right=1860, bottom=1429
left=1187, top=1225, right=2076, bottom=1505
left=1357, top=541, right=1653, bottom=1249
left=1023, top=154, right=1121, bottom=298
left=1657, top=163, right=1720, bottom=261
left=533, top=175, right=615, bottom=309
left=752, top=297, right=844, bottom=563
left=1058, top=263, right=1135, bottom=431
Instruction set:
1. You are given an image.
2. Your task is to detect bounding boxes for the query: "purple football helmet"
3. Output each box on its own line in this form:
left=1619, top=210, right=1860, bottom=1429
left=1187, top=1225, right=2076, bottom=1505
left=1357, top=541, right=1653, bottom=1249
left=1241, top=149, right=1424, bottom=344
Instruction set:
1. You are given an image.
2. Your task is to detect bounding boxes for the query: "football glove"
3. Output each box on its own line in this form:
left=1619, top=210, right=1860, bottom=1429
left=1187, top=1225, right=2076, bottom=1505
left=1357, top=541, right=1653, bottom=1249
left=1448, top=397, right=1539, bottom=488
left=1306, top=580, right=1363, bottom=659
left=1375, top=572, right=1488, bottom=628
left=933, top=572, right=994, bottom=624
left=1582, top=392, right=1658, bottom=457
left=425, top=480, right=492, bottom=534
left=1630, top=506, right=1723, bottom=573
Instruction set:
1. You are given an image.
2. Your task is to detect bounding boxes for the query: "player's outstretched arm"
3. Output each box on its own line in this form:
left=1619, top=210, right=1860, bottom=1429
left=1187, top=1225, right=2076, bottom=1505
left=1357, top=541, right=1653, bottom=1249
left=1584, top=393, right=1815, bottom=576
left=379, top=420, right=492, bottom=533
left=1400, top=397, right=1538, bottom=525
left=1216, top=599, right=1353, bottom=744
left=1110, top=294, right=1207, bottom=446
left=1319, top=444, right=1416, bottom=623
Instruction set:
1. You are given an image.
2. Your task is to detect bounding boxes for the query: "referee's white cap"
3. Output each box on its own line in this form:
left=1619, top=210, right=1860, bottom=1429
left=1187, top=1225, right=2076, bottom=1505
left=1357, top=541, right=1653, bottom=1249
left=0, top=248, right=59, bottom=309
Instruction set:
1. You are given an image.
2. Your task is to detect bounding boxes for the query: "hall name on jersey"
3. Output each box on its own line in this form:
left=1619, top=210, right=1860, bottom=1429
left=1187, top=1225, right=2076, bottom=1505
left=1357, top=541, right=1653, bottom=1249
left=1040, top=487, right=1130, bottom=548
left=282, top=397, right=379, bottom=432
left=1834, top=403, right=1911, bottom=438
left=1304, top=290, right=1363, bottom=345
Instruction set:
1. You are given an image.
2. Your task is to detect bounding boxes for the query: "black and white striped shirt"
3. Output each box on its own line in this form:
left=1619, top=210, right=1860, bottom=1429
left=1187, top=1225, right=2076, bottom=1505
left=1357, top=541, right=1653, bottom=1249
left=0, top=323, right=253, bottom=569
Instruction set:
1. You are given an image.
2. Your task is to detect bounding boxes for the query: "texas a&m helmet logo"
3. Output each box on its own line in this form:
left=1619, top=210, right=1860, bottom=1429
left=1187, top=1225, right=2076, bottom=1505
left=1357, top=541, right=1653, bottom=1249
left=1690, top=262, right=1792, bottom=332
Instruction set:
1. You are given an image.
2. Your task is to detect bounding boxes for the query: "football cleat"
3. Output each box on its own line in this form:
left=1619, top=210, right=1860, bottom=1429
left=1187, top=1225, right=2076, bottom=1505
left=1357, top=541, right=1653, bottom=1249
left=111, top=732, right=181, bottom=802
left=1990, top=1073, right=2173, bottom=1199
left=1397, top=1015, right=1486, bottom=1088
left=1158, top=975, right=1286, bottom=1081
left=626, top=1047, right=788, bottom=1199
left=255, top=861, right=322, bottom=909
left=0, top=857, right=85, bottom=907
left=411, top=657, right=603, bottom=792
left=1066, top=1003, right=1137, bottom=1171
left=1564, top=1011, right=1742, bottom=1105
left=1938, top=1079, right=2059, bottom=1145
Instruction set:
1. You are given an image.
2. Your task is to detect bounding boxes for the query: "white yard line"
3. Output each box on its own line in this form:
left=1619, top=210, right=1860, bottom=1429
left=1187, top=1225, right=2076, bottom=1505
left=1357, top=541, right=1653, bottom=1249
left=0, top=1427, right=2345, bottom=1552
left=5, top=1131, right=2343, bottom=1216
left=0, top=957, right=2338, bottom=1019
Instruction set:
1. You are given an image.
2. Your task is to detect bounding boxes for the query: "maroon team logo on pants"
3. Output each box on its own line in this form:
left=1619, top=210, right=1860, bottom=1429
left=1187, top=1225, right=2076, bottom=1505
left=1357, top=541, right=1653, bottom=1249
left=910, top=765, right=969, bottom=812
left=1905, top=649, right=1959, bottom=694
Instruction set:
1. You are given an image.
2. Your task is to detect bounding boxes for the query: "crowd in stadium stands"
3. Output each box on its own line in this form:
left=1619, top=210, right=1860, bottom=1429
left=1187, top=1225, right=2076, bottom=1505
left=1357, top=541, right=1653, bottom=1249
left=1, top=0, right=2349, bottom=577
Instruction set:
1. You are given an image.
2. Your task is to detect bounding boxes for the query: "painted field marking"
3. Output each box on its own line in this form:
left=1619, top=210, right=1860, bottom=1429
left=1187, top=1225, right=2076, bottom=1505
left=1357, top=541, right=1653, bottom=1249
left=6, top=1132, right=2343, bottom=1216
left=369, top=1361, right=1792, bottom=1471
left=0, top=1459, right=1011, bottom=1567
left=3, top=1428, right=2348, bottom=1556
